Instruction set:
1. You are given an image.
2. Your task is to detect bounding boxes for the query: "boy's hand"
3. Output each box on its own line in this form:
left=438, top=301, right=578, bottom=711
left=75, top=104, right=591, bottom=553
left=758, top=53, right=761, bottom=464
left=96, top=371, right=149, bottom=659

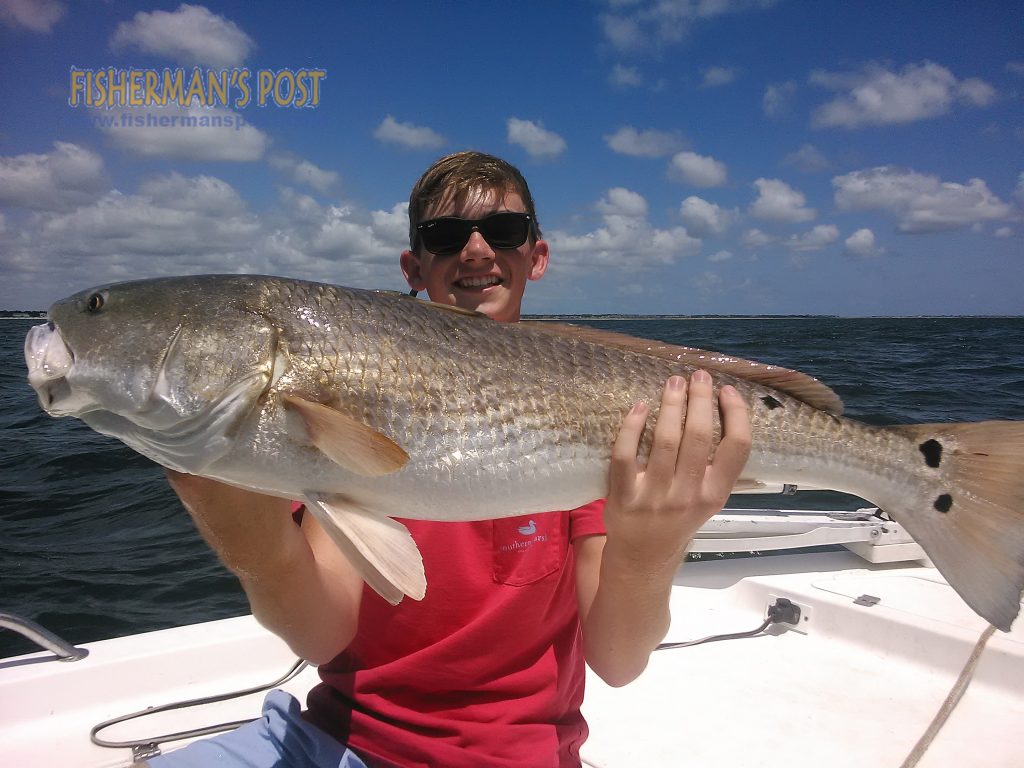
left=604, top=370, right=752, bottom=569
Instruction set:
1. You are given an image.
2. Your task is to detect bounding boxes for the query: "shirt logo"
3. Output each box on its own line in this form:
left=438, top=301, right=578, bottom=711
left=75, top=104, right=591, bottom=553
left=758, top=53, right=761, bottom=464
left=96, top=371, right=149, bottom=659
left=517, top=519, right=537, bottom=536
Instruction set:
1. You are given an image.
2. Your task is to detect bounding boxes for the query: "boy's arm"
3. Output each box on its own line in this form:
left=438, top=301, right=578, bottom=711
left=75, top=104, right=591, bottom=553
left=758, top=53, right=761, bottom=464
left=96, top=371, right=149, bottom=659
left=576, top=371, right=752, bottom=687
left=166, top=472, right=364, bottom=665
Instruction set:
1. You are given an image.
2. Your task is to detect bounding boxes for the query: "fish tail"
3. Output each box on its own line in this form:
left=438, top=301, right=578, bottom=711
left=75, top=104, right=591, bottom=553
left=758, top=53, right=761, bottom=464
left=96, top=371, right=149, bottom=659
left=888, top=421, right=1024, bottom=631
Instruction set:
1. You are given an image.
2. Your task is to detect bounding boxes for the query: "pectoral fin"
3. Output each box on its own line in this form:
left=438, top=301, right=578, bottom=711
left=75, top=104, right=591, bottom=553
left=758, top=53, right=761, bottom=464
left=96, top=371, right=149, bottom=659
left=283, top=395, right=409, bottom=477
left=304, top=493, right=426, bottom=604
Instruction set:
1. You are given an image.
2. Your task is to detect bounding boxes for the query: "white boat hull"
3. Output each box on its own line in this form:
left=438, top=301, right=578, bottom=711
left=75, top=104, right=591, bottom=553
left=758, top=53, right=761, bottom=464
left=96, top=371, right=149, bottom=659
left=2, top=528, right=1022, bottom=767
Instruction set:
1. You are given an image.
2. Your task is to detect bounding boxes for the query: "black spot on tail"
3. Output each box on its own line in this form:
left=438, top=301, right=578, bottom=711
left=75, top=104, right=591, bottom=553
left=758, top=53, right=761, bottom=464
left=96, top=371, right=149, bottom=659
left=919, top=439, right=943, bottom=468
left=934, top=494, right=952, bottom=513
left=761, top=395, right=783, bottom=410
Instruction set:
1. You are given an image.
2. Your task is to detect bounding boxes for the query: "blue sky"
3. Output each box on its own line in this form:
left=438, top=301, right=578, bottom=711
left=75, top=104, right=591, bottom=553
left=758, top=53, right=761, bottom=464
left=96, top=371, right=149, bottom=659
left=0, top=1, right=1021, bottom=315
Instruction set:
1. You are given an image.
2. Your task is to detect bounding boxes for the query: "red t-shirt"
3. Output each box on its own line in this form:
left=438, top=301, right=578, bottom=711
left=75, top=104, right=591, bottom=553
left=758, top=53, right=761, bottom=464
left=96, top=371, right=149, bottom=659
left=304, top=502, right=606, bottom=768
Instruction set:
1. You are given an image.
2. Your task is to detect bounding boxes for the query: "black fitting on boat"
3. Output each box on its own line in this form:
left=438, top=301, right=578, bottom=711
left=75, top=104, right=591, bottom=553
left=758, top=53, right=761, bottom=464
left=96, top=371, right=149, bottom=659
left=655, top=597, right=804, bottom=652
left=767, top=598, right=802, bottom=626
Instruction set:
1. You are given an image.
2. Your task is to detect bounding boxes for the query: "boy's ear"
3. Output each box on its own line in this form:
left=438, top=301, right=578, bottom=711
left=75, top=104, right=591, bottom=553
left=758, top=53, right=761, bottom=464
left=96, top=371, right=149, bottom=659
left=400, top=250, right=425, bottom=291
left=528, top=239, right=549, bottom=281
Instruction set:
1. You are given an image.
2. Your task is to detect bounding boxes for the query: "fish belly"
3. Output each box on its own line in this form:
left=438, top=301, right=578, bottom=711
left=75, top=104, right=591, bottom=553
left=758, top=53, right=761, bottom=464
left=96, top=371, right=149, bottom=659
left=208, top=417, right=612, bottom=522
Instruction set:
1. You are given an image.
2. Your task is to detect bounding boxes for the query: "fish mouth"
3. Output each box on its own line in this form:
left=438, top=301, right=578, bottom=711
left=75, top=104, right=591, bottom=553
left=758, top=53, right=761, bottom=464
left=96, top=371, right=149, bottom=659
left=24, top=322, right=94, bottom=415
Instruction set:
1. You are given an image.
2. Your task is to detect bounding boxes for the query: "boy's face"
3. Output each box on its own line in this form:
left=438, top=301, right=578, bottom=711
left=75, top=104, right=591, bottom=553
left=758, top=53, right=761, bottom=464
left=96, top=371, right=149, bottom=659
left=401, top=189, right=548, bottom=323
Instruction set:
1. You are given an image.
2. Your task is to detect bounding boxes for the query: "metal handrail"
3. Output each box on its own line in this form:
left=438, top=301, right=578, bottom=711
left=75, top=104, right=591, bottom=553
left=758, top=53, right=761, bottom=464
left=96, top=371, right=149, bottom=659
left=0, top=611, right=89, bottom=661
left=690, top=523, right=881, bottom=553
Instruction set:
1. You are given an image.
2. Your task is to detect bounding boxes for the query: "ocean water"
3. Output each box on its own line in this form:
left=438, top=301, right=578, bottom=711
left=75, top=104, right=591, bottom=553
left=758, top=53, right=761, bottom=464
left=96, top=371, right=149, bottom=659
left=2, top=315, right=1023, bottom=659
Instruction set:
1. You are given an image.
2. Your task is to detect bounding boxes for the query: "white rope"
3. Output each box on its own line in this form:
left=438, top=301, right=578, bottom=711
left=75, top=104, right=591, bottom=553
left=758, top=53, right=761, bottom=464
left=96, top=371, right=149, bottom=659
left=899, top=623, right=997, bottom=768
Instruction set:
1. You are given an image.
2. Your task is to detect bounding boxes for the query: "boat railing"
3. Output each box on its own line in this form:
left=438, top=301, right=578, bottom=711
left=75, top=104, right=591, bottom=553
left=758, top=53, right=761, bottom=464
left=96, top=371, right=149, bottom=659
left=0, top=611, right=89, bottom=661
left=693, top=505, right=929, bottom=565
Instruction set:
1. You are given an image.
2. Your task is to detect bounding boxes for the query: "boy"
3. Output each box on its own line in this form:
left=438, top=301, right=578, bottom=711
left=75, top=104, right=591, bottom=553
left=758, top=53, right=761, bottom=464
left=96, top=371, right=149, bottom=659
left=154, top=151, right=751, bottom=767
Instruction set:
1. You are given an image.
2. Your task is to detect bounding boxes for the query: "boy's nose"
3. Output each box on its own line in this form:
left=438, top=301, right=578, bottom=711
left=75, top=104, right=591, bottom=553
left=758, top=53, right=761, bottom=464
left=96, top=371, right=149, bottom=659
left=460, top=231, right=495, bottom=261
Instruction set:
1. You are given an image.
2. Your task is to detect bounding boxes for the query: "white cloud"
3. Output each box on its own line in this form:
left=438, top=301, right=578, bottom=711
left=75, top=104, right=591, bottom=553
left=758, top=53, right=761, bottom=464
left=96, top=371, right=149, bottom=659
left=138, top=172, right=247, bottom=216
left=668, top=151, right=727, bottom=187
left=833, top=166, right=1014, bottom=233
left=741, top=228, right=774, bottom=248
left=605, top=126, right=683, bottom=157
left=373, top=115, right=445, bottom=151
left=957, top=77, right=997, bottom=107
left=693, top=271, right=724, bottom=294
left=547, top=187, right=700, bottom=269
left=34, top=188, right=259, bottom=267
left=1007, top=62, right=1024, bottom=78
left=994, top=227, right=1013, bottom=238
left=1015, top=171, right=1024, bottom=204
left=600, top=0, right=776, bottom=52
left=98, top=104, right=270, bottom=161
left=269, top=153, right=339, bottom=192
left=110, top=4, right=254, bottom=67
left=844, top=228, right=881, bottom=258
left=708, top=250, right=732, bottom=262
left=254, top=198, right=409, bottom=282
left=277, top=187, right=325, bottom=224
left=701, top=66, right=737, bottom=87
left=750, top=178, right=816, bottom=223
left=609, top=64, right=643, bottom=88
left=291, top=160, right=338, bottom=193
left=601, top=14, right=644, bottom=51
left=310, top=204, right=405, bottom=260
left=785, top=224, right=839, bottom=251
left=0, top=172, right=414, bottom=306
left=596, top=187, right=648, bottom=218
left=507, top=118, right=567, bottom=160
left=679, top=196, right=735, bottom=238
left=782, top=144, right=830, bottom=173
left=811, top=61, right=996, bottom=128
left=0, top=141, right=108, bottom=211
left=763, top=81, right=797, bottom=118
left=370, top=202, right=411, bottom=248
left=0, top=0, right=65, bottom=32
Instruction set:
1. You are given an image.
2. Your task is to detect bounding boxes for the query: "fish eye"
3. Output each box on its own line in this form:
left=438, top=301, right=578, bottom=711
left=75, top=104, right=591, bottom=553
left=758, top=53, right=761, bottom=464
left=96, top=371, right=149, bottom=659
left=86, top=292, right=106, bottom=312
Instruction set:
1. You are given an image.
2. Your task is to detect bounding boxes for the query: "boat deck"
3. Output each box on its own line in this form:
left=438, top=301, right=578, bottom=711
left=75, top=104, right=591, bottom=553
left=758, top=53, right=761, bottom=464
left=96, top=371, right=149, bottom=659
left=582, top=551, right=1023, bottom=767
left=2, top=549, right=1021, bottom=767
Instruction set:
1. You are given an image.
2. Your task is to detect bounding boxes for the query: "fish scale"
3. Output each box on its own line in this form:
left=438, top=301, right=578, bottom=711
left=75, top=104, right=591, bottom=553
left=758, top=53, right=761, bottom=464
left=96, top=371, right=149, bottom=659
left=23, top=274, right=1024, bottom=624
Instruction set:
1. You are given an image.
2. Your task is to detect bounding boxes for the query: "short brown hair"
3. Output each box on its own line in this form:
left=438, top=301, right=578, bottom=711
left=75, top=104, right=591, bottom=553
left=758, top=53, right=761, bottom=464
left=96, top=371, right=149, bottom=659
left=407, top=151, right=541, bottom=249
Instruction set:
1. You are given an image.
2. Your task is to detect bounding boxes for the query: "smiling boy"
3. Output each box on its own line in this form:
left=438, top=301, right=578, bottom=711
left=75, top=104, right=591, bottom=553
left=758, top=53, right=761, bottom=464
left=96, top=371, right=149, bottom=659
left=152, top=151, right=751, bottom=768
left=400, top=152, right=547, bottom=322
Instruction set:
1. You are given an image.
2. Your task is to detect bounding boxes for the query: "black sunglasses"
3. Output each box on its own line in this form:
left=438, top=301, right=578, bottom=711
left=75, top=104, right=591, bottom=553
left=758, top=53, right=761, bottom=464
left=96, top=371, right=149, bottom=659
left=415, top=212, right=535, bottom=257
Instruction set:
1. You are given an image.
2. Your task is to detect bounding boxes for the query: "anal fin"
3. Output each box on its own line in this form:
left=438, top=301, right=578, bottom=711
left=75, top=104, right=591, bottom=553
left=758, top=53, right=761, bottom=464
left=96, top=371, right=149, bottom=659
left=304, top=493, right=426, bottom=605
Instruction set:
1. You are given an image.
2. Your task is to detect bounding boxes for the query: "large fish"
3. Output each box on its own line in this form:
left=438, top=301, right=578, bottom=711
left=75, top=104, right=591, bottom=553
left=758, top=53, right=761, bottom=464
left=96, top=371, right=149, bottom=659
left=24, top=275, right=1024, bottom=630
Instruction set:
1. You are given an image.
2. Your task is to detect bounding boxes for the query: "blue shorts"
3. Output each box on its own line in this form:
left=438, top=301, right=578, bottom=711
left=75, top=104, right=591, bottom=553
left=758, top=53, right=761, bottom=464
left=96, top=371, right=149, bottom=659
left=146, top=690, right=367, bottom=768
